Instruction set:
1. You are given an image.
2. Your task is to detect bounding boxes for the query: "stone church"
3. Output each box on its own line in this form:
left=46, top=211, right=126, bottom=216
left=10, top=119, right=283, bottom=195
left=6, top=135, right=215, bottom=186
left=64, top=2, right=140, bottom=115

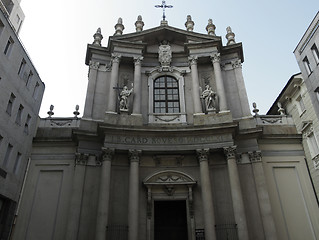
left=11, top=15, right=319, bottom=240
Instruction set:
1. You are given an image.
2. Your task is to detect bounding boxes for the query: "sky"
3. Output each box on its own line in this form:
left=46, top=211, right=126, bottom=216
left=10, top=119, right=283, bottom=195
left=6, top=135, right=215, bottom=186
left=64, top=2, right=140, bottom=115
left=19, top=0, right=318, bottom=117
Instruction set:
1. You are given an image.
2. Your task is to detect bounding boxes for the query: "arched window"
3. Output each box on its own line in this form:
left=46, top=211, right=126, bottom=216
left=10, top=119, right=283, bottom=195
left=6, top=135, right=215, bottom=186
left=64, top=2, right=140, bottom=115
left=153, top=76, right=180, bottom=113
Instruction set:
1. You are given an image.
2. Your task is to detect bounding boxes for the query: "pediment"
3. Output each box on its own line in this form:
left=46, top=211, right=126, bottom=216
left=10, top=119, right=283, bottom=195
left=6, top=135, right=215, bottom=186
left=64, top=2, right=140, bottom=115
left=108, top=25, right=222, bottom=49
left=143, top=170, right=196, bottom=186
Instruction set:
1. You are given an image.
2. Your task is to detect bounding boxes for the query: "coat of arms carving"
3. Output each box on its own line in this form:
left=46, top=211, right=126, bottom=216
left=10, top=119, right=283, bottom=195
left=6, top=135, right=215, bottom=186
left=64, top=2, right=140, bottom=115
left=158, top=41, right=172, bottom=67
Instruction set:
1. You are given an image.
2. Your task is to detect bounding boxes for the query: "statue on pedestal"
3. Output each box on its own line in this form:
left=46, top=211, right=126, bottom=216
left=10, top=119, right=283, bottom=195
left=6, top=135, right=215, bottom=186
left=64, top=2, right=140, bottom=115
left=201, top=85, right=218, bottom=112
left=119, top=86, right=133, bottom=111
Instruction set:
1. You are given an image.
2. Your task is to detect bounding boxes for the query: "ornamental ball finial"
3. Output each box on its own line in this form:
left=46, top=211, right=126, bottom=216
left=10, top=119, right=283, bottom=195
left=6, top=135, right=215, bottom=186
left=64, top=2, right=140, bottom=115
left=185, top=15, right=194, bottom=32
left=226, top=26, right=236, bottom=45
left=135, top=15, right=144, bottom=32
left=114, top=17, right=125, bottom=35
left=206, top=19, right=216, bottom=36
left=47, top=105, right=54, bottom=118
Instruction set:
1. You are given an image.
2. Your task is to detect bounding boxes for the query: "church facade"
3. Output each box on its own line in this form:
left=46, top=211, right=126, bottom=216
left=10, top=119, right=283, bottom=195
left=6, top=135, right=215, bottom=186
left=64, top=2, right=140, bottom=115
left=12, top=16, right=319, bottom=240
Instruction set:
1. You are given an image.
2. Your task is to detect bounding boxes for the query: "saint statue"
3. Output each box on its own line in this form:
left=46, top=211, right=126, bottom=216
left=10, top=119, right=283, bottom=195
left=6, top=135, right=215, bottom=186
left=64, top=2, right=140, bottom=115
left=201, top=85, right=218, bottom=112
left=119, top=86, right=133, bottom=111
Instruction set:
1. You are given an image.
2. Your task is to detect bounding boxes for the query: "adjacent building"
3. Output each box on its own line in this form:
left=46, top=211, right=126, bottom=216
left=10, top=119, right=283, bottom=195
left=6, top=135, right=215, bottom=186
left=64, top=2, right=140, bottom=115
left=0, top=6, right=44, bottom=239
left=12, top=16, right=319, bottom=240
left=0, top=0, right=24, bottom=34
left=269, top=11, right=319, bottom=200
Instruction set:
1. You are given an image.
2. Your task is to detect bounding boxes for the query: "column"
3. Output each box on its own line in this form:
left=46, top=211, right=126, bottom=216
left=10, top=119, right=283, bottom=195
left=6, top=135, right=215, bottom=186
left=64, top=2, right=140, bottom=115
left=249, top=151, right=277, bottom=240
left=65, top=153, right=89, bottom=240
left=211, top=53, right=228, bottom=112
left=224, top=146, right=249, bottom=240
left=232, top=59, right=251, bottom=117
left=128, top=150, right=141, bottom=240
left=95, top=148, right=114, bottom=240
left=83, top=61, right=99, bottom=118
left=132, top=56, right=143, bottom=115
left=197, top=149, right=217, bottom=240
left=189, top=56, right=203, bottom=114
left=106, top=53, right=121, bottom=113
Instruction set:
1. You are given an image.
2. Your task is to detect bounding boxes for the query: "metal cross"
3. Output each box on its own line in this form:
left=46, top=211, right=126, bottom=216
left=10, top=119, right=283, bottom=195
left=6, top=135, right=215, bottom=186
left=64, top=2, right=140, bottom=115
left=155, top=0, right=173, bottom=21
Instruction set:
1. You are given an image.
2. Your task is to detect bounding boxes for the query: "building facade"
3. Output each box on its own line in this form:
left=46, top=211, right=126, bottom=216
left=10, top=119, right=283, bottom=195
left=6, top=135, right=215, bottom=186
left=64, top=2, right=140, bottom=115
left=0, top=7, right=44, bottom=239
left=0, top=0, right=24, bottom=34
left=12, top=16, right=319, bottom=240
left=269, top=11, right=319, bottom=202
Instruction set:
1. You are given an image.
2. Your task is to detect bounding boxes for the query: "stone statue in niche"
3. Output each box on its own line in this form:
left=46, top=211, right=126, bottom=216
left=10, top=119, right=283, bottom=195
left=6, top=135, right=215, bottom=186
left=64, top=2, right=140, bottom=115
left=201, top=85, right=218, bottom=112
left=119, top=85, right=133, bottom=111
left=158, top=41, right=172, bottom=67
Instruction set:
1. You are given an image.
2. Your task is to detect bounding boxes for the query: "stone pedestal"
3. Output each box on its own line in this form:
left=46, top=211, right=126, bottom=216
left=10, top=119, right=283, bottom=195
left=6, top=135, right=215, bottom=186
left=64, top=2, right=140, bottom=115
left=197, top=149, right=217, bottom=240
left=95, top=148, right=114, bottom=240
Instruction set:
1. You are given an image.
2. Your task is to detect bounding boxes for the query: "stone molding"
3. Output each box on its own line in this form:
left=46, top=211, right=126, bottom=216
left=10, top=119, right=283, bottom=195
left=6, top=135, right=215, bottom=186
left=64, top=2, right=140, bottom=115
left=223, top=146, right=237, bottom=160
left=196, top=149, right=210, bottom=162
left=210, top=52, right=220, bottom=63
left=129, top=149, right=142, bottom=163
left=75, top=152, right=89, bottom=165
left=248, top=151, right=262, bottom=163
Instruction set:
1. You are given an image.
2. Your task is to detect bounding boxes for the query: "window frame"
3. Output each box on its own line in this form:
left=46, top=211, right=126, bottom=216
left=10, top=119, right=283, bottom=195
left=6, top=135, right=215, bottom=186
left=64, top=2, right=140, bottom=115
left=303, top=56, right=312, bottom=75
left=311, top=44, right=319, bottom=65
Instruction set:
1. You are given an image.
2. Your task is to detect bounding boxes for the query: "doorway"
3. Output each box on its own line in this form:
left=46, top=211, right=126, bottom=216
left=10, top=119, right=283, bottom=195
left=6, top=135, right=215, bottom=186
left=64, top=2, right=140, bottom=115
left=154, top=200, right=188, bottom=240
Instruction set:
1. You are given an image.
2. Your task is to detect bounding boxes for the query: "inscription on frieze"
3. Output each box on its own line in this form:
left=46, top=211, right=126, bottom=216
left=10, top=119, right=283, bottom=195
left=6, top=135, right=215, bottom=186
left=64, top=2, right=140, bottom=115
left=104, top=134, right=228, bottom=145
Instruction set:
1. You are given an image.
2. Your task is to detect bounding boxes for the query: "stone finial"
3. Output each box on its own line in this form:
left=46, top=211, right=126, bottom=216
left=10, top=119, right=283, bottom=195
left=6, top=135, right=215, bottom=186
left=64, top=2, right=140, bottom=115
left=47, top=105, right=54, bottom=118
left=185, top=15, right=194, bottom=32
left=206, top=19, right=216, bottom=36
left=252, top=102, right=259, bottom=116
left=135, top=15, right=144, bottom=32
left=277, top=102, right=285, bottom=115
left=114, top=17, right=125, bottom=35
left=226, top=26, right=236, bottom=45
left=73, top=105, right=80, bottom=118
left=93, top=28, right=103, bottom=46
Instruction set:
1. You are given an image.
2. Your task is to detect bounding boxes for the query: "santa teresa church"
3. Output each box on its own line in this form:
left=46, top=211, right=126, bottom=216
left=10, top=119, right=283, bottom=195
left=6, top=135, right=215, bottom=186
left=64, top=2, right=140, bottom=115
left=11, top=14, right=319, bottom=240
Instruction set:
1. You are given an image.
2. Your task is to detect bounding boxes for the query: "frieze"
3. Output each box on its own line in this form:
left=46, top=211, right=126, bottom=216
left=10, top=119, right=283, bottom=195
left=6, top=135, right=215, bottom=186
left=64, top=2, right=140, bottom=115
left=105, top=134, right=228, bottom=146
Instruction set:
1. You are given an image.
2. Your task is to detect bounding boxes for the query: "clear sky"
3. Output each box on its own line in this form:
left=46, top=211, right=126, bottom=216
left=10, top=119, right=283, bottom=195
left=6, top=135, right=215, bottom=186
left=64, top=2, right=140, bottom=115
left=19, top=0, right=318, bottom=117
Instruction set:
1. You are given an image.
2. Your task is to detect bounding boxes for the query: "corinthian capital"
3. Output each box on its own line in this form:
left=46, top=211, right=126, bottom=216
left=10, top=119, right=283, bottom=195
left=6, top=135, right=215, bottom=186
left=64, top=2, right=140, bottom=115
left=231, top=59, right=242, bottom=69
left=111, top=53, right=122, bottom=63
left=223, top=146, right=237, bottom=160
left=210, top=52, right=220, bottom=63
left=129, top=149, right=142, bottom=163
left=188, top=56, right=198, bottom=66
left=196, top=149, right=210, bottom=162
left=102, top=148, right=115, bottom=162
left=89, top=60, right=100, bottom=70
left=134, top=56, right=144, bottom=65
left=248, top=151, right=262, bottom=163
left=75, top=152, right=89, bottom=165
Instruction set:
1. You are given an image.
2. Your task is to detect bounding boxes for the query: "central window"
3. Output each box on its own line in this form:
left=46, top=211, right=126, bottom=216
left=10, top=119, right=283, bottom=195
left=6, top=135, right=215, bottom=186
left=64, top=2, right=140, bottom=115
left=154, top=76, right=180, bottom=113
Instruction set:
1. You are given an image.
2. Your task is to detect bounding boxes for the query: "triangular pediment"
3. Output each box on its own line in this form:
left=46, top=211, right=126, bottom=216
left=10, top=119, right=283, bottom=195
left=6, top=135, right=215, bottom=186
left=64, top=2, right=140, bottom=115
left=108, top=25, right=222, bottom=49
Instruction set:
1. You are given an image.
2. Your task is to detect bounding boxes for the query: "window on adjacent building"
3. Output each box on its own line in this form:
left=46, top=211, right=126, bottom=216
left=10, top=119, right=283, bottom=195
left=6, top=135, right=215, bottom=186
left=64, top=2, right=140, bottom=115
left=153, top=76, right=180, bottom=113
left=26, top=71, right=33, bottom=87
left=33, top=82, right=40, bottom=99
left=3, top=144, right=13, bottom=168
left=24, top=114, right=31, bottom=134
left=311, top=44, right=319, bottom=65
left=307, top=132, right=319, bottom=159
left=296, top=95, right=306, bottom=115
left=17, top=59, right=26, bottom=76
left=3, top=37, right=14, bottom=56
left=16, top=14, right=20, bottom=24
left=15, top=104, right=24, bottom=125
left=6, top=93, right=16, bottom=115
left=303, top=56, right=312, bottom=75
left=315, top=87, right=319, bottom=102
left=13, top=152, right=21, bottom=174
left=0, top=20, right=4, bottom=37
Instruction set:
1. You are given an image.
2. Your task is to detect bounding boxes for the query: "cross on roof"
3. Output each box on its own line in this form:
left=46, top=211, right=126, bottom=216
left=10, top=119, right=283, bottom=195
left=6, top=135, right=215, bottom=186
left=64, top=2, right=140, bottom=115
left=155, top=0, right=173, bottom=21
